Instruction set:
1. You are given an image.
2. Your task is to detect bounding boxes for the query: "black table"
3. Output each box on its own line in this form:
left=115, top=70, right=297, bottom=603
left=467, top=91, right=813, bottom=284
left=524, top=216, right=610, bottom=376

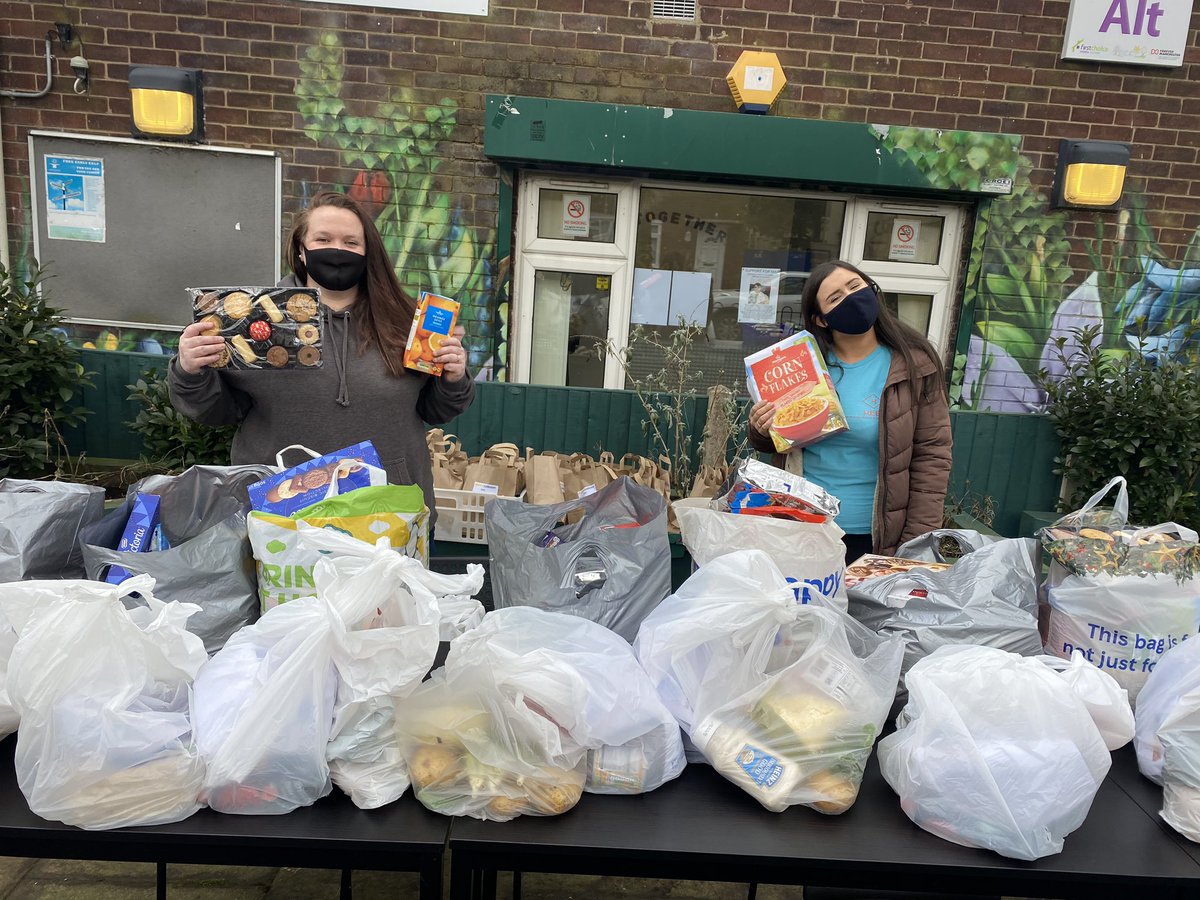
left=0, top=737, right=448, bottom=900
left=449, top=744, right=1200, bottom=900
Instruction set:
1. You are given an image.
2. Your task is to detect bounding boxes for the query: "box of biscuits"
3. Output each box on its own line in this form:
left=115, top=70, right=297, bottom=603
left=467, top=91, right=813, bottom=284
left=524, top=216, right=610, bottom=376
left=189, top=286, right=323, bottom=370
left=247, top=440, right=384, bottom=517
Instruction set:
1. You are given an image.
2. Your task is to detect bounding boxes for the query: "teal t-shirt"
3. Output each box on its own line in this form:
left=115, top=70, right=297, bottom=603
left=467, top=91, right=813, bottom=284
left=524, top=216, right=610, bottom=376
left=802, top=345, right=891, bottom=533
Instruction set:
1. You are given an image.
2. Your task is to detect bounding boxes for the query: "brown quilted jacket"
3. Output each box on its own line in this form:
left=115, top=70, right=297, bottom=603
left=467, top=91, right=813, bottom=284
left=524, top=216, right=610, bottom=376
left=747, top=348, right=953, bottom=555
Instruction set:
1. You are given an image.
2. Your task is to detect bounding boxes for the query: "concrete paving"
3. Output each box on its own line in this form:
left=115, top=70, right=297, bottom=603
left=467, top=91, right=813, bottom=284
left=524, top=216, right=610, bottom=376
left=0, top=859, right=1054, bottom=900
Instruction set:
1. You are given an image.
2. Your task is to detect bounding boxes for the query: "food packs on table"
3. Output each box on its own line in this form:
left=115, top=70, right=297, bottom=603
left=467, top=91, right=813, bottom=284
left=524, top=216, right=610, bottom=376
left=713, top=457, right=840, bottom=519
left=878, top=645, right=1119, bottom=860
left=634, top=550, right=903, bottom=814
left=195, top=538, right=449, bottom=813
left=487, top=476, right=670, bottom=642
left=1134, top=635, right=1200, bottom=785
left=0, top=478, right=105, bottom=581
left=190, top=286, right=323, bottom=369
left=1038, top=476, right=1200, bottom=702
left=248, top=442, right=385, bottom=517
left=846, top=539, right=1042, bottom=712
left=396, top=605, right=683, bottom=820
left=744, top=331, right=848, bottom=451
left=0, top=575, right=208, bottom=830
left=80, top=465, right=276, bottom=653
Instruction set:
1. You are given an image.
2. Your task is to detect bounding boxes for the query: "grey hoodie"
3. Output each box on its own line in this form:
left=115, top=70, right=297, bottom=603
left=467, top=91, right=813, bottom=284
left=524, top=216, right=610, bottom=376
left=167, top=280, right=474, bottom=520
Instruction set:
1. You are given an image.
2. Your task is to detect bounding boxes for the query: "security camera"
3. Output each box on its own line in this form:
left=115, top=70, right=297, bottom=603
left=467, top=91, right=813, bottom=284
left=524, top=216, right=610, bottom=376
left=69, top=55, right=89, bottom=94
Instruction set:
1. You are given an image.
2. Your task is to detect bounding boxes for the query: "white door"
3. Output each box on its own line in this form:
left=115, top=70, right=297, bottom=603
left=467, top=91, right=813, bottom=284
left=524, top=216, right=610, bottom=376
left=512, top=176, right=638, bottom=387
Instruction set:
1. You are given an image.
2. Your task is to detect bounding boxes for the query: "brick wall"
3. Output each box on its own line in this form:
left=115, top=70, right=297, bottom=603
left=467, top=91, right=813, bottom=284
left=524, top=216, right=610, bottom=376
left=2, top=0, right=1198, bottom=394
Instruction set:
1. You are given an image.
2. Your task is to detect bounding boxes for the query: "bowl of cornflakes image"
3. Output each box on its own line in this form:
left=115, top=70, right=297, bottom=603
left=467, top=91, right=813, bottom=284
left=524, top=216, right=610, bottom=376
left=773, top=392, right=831, bottom=445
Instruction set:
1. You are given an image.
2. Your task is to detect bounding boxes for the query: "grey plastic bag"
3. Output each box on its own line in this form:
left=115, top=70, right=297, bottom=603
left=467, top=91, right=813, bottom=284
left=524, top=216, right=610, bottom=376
left=0, top=479, right=105, bottom=581
left=80, top=465, right=276, bottom=653
left=896, top=528, right=1002, bottom=563
left=486, top=476, right=671, bottom=642
left=848, top=538, right=1042, bottom=711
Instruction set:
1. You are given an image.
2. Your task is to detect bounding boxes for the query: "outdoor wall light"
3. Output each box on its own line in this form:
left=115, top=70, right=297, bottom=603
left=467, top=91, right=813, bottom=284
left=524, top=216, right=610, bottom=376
left=1052, top=139, right=1130, bottom=209
left=129, top=66, right=204, bottom=141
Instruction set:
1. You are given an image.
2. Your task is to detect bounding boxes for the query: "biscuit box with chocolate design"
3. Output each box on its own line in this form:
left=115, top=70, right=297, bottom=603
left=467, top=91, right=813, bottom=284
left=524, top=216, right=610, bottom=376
left=247, top=441, right=384, bottom=517
left=189, top=286, right=322, bottom=370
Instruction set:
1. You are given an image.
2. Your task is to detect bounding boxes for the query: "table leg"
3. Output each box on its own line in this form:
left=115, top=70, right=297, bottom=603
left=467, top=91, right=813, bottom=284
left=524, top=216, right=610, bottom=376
left=512, top=870, right=522, bottom=900
left=419, top=853, right=443, bottom=900
left=448, top=851, right=475, bottom=900
left=156, top=862, right=166, bottom=900
left=340, top=868, right=352, bottom=900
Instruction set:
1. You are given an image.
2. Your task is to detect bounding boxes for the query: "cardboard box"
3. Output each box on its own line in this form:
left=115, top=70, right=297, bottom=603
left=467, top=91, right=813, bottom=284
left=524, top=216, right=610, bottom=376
left=745, top=331, right=848, bottom=452
left=247, top=441, right=383, bottom=517
left=105, top=492, right=163, bottom=584
left=404, top=291, right=460, bottom=376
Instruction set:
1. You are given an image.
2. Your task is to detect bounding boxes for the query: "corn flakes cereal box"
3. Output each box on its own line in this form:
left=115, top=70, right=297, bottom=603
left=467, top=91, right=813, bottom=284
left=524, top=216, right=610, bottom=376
left=404, top=291, right=460, bottom=376
left=745, top=331, right=848, bottom=452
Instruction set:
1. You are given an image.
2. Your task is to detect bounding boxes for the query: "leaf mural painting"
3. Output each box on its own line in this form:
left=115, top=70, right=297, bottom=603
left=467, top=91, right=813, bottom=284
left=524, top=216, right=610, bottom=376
left=294, top=32, right=500, bottom=379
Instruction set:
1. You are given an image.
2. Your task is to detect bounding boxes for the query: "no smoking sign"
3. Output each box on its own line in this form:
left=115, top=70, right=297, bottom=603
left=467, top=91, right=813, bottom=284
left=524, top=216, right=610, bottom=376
left=561, top=193, right=590, bottom=237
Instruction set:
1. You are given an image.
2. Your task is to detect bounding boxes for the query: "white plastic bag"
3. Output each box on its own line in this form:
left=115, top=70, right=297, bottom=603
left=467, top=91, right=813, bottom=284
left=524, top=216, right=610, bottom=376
left=1159, top=697, right=1200, bottom=842
left=878, top=645, right=1113, bottom=860
left=1040, top=651, right=1134, bottom=751
left=635, top=550, right=903, bottom=814
left=1134, top=635, right=1200, bottom=783
left=673, top=497, right=847, bottom=609
left=0, top=575, right=208, bottom=830
left=0, top=606, right=18, bottom=739
left=395, top=662, right=588, bottom=821
left=195, top=530, right=451, bottom=813
left=446, top=607, right=685, bottom=795
left=1040, top=477, right=1200, bottom=702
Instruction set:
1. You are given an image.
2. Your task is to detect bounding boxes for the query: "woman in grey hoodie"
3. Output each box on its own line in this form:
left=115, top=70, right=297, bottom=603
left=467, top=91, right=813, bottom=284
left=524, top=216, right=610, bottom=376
left=169, top=191, right=475, bottom=519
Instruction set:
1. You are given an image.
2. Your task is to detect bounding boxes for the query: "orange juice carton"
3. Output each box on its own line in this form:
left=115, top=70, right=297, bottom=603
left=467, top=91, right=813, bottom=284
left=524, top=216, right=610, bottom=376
left=744, top=331, right=847, bottom=452
left=404, top=291, right=460, bottom=376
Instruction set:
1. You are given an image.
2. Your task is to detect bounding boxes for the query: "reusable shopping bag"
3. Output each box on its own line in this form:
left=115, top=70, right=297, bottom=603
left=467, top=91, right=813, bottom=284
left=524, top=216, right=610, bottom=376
left=80, top=464, right=276, bottom=653
left=878, top=645, right=1116, bottom=860
left=634, top=550, right=904, bottom=814
left=673, top=496, right=847, bottom=609
left=0, top=575, right=208, bottom=830
left=1157, top=686, right=1200, bottom=842
left=194, top=536, right=452, bottom=814
left=1039, top=476, right=1200, bottom=702
left=487, top=476, right=671, bottom=642
left=0, top=479, right=105, bottom=580
left=1134, top=635, right=1200, bottom=783
left=444, top=607, right=685, bottom=796
left=248, top=460, right=429, bottom=611
left=847, top=537, right=1042, bottom=710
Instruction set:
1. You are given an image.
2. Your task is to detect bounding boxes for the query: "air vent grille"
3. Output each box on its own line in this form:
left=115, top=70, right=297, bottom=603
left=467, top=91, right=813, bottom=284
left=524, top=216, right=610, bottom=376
left=652, top=0, right=697, bottom=21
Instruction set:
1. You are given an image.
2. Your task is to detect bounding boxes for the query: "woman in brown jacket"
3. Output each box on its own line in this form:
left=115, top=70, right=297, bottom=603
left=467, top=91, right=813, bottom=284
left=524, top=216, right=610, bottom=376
left=747, top=261, right=952, bottom=561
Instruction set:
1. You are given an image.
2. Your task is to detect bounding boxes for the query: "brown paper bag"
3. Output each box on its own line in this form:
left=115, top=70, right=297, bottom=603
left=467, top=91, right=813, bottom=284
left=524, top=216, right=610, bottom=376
left=524, top=448, right=565, bottom=505
left=428, top=429, right=468, bottom=490
left=689, top=464, right=728, bottom=499
left=464, top=443, right=524, bottom=497
left=567, top=452, right=615, bottom=500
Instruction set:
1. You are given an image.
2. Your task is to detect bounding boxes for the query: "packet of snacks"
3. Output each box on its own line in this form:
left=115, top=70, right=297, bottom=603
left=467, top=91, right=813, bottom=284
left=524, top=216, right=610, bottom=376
left=745, top=331, right=848, bottom=451
left=404, top=291, right=460, bottom=376
left=190, top=287, right=322, bottom=370
left=713, top=458, right=840, bottom=519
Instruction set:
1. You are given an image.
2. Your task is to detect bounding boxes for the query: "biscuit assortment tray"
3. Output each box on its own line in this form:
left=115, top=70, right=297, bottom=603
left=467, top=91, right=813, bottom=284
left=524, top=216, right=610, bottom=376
left=189, top=286, right=322, bottom=369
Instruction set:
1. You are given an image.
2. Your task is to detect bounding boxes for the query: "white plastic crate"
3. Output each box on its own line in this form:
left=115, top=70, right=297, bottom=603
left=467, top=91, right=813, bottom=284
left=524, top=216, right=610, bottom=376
left=433, top=487, right=498, bottom=544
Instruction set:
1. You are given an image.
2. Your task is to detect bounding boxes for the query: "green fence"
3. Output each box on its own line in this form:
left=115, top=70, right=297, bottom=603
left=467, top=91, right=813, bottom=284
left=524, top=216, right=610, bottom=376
left=66, top=351, right=1062, bottom=537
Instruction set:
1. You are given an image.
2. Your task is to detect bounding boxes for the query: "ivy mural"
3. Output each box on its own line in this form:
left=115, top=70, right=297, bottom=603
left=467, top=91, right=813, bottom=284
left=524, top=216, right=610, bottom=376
left=877, top=125, right=1200, bottom=413
left=294, top=31, right=501, bottom=380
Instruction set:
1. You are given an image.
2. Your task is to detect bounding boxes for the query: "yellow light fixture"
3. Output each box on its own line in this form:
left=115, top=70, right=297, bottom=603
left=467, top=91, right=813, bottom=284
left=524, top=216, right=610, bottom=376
left=129, top=66, right=203, bottom=141
left=726, top=50, right=786, bottom=115
left=1052, top=139, right=1130, bottom=209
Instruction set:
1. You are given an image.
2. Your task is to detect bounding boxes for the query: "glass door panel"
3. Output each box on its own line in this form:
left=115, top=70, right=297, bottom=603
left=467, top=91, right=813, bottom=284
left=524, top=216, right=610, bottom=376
left=537, top=189, right=619, bottom=243
left=861, top=212, right=945, bottom=265
left=889, top=291, right=934, bottom=334
left=529, top=269, right=612, bottom=388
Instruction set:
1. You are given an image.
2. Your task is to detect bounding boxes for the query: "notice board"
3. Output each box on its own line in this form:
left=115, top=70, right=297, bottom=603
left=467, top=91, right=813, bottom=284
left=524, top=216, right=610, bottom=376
left=30, top=131, right=280, bottom=329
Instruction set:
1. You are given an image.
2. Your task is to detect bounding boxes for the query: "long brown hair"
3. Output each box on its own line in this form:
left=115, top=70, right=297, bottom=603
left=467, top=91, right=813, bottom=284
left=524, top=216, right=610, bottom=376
left=287, top=191, right=416, bottom=376
left=800, top=260, right=945, bottom=401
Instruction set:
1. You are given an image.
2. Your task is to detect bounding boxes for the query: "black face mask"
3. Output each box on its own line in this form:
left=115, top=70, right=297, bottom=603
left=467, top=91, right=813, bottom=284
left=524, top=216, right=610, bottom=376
left=822, top=284, right=880, bottom=335
left=303, top=247, right=367, bottom=292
